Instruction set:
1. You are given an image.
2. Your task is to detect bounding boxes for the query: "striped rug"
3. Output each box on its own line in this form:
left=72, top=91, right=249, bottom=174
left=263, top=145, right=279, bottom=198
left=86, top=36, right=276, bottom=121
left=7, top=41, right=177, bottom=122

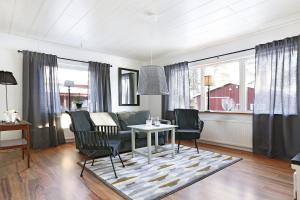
left=80, top=145, right=241, bottom=200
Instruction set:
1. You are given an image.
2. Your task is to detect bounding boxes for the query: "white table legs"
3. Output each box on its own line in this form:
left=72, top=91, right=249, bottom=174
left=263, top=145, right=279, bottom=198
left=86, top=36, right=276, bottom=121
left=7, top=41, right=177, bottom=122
left=131, top=129, right=135, bottom=158
left=130, top=127, right=176, bottom=164
left=171, top=128, right=175, bottom=158
left=147, top=131, right=152, bottom=164
left=155, top=131, right=159, bottom=152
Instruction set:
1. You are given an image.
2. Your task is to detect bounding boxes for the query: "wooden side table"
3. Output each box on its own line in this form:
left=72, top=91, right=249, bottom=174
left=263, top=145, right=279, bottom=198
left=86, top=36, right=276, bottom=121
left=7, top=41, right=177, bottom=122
left=0, top=121, right=31, bottom=168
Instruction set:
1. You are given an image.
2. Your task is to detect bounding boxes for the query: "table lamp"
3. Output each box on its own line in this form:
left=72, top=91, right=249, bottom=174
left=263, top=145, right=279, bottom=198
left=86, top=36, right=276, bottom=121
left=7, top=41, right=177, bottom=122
left=0, top=71, right=17, bottom=111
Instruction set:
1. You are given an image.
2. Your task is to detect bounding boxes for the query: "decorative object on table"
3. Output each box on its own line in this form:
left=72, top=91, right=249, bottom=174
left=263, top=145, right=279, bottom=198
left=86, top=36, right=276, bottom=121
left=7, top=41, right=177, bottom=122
left=74, top=95, right=83, bottom=109
left=118, top=68, right=140, bottom=106
left=67, top=110, right=125, bottom=178
left=64, top=80, right=74, bottom=110
left=3, top=109, right=20, bottom=122
left=81, top=145, right=241, bottom=200
left=146, top=118, right=152, bottom=127
left=174, top=109, right=204, bottom=154
left=203, top=75, right=214, bottom=111
left=153, top=116, right=161, bottom=126
left=0, top=71, right=17, bottom=111
left=137, top=65, right=169, bottom=95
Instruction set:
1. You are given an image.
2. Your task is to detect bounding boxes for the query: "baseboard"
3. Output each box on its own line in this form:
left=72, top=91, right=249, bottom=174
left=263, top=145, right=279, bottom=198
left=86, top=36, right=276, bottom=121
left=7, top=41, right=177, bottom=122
left=64, top=136, right=252, bottom=152
left=65, top=138, right=75, bottom=143
left=198, top=139, right=253, bottom=152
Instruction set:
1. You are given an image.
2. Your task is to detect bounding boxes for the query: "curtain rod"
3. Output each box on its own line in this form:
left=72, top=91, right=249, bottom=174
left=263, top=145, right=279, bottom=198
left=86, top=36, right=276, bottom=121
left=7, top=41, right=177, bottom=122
left=188, top=47, right=255, bottom=64
left=18, top=47, right=255, bottom=66
left=17, top=50, right=112, bottom=67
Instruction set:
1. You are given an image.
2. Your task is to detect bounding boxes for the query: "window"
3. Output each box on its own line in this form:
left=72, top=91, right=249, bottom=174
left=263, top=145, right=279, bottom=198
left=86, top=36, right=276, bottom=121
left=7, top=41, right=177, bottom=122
left=245, top=58, right=255, bottom=111
left=189, top=68, right=202, bottom=110
left=189, top=56, right=255, bottom=112
left=204, top=61, right=240, bottom=111
left=57, top=62, right=89, bottom=112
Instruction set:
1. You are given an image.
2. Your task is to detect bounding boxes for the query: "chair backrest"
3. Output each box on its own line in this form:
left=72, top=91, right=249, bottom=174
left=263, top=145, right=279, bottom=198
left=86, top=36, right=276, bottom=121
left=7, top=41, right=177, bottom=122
left=117, top=110, right=150, bottom=130
left=174, top=109, right=199, bottom=129
left=66, top=111, right=95, bottom=132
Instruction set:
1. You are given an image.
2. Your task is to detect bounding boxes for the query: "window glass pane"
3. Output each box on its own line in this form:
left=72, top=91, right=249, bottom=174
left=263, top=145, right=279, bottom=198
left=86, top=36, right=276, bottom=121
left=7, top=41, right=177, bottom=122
left=58, top=66, right=88, bottom=111
left=189, top=68, right=202, bottom=110
left=245, top=58, right=255, bottom=111
left=204, top=61, right=240, bottom=111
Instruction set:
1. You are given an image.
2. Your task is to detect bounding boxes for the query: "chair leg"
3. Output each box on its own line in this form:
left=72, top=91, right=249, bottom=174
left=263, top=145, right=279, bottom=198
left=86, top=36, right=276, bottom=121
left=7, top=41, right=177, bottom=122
left=91, top=159, right=95, bottom=166
left=118, top=152, right=125, bottom=168
left=109, top=154, right=118, bottom=178
left=194, top=139, right=199, bottom=154
left=177, top=140, right=181, bottom=153
left=80, top=160, right=87, bottom=177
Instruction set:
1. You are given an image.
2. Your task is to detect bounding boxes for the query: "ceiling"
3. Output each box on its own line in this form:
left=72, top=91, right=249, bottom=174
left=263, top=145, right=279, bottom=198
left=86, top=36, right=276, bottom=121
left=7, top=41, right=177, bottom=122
left=0, top=0, right=300, bottom=60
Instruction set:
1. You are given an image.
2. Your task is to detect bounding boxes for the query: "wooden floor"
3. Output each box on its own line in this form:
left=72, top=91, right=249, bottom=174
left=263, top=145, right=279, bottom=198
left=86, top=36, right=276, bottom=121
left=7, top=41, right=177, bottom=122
left=0, top=142, right=293, bottom=200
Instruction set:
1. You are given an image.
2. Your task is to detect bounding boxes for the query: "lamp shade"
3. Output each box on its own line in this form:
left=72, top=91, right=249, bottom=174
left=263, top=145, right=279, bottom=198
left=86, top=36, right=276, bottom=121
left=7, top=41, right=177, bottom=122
left=0, top=71, right=17, bottom=85
left=203, top=75, right=214, bottom=86
left=64, top=80, right=75, bottom=87
left=137, top=65, right=169, bottom=95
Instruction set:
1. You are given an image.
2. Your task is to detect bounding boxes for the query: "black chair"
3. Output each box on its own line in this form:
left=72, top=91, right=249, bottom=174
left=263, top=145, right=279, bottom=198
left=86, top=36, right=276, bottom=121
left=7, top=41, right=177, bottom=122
left=66, top=111, right=125, bottom=178
left=174, top=109, right=204, bottom=154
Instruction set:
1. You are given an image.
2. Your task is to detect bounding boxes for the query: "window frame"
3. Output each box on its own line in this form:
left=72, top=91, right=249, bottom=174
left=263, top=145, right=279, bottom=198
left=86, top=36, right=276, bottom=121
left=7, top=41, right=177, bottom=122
left=189, top=55, right=255, bottom=114
left=57, top=60, right=89, bottom=112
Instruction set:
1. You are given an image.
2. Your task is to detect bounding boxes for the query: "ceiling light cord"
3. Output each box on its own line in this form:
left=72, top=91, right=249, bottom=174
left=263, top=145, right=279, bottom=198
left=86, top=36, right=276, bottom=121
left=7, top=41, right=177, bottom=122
left=151, top=48, right=153, bottom=65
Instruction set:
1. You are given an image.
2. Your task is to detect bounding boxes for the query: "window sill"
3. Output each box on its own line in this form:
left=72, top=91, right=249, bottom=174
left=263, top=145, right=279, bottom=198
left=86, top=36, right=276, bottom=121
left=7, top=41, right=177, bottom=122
left=198, top=111, right=253, bottom=115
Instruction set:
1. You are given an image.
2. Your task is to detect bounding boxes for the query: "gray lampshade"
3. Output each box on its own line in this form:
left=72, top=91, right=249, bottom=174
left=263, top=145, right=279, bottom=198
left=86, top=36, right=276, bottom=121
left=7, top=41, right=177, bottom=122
left=0, top=71, right=17, bottom=85
left=137, top=65, right=169, bottom=95
left=64, top=80, right=75, bottom=87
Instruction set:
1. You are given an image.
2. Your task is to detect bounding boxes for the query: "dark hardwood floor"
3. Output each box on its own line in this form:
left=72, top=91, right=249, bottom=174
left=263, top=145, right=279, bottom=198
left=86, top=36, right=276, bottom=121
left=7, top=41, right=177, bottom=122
left=0, top=141, right=293, bottom=200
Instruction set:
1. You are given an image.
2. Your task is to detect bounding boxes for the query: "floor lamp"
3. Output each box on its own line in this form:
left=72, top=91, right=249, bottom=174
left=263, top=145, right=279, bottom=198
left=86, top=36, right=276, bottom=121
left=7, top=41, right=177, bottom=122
left=0, top=71, right=17, bottom=111
left=64, top=80, right=74, bottom=110
left=204, top=75, right=214, bottom=111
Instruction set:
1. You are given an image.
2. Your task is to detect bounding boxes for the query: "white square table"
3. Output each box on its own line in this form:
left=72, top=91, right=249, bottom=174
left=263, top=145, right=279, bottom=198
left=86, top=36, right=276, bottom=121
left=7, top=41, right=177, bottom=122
left=128, top=124, right=177, bottom=164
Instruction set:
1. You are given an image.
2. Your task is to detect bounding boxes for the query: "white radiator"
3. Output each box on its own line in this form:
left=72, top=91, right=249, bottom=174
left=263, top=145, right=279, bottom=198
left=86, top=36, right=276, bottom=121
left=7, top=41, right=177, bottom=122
left=198, top=113, right=253, bottom=151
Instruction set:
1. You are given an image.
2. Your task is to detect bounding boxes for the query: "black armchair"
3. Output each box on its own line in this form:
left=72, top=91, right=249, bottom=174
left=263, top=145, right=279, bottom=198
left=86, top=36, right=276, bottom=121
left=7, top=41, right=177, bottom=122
left=66, top=111, right=125, bottom=178
left=174, top=109, right=204, bottom=154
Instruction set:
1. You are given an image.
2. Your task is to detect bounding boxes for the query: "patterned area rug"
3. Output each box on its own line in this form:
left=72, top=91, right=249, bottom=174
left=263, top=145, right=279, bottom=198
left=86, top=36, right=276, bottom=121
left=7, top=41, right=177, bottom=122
left=80, top=145, right=241, bottom=200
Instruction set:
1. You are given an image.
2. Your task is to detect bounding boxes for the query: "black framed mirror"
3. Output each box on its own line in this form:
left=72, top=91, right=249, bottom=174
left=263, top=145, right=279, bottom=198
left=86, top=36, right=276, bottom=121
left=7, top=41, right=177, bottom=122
left=118, top=68, right=140, bottom=106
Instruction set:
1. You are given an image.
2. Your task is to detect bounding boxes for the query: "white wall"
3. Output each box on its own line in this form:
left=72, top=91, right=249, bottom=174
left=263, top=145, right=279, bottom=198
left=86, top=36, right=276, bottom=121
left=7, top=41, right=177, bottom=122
left=0, top=33, right=149, bottom=140
left=149, top=21, right=300, bottom=149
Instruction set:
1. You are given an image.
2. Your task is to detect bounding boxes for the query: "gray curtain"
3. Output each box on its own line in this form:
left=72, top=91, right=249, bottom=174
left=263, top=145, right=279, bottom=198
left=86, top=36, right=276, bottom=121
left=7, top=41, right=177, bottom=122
left=162, top=62, right=190, bottom=120
left=253, top=35, right=300, bottom=159
left=88, top=61, right=112, bottom=112
left=23, top=51, right=65, bottom=149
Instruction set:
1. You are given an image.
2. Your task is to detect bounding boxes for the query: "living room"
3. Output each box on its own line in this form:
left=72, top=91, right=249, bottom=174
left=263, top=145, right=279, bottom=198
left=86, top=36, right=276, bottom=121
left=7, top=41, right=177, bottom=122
left=0, top=0, right=300, bottom=200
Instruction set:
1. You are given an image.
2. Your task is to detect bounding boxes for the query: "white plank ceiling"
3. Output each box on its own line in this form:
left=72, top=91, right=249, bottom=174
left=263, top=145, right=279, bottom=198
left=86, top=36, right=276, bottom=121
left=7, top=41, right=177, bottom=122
left=0, top=0, right=300, bottom=60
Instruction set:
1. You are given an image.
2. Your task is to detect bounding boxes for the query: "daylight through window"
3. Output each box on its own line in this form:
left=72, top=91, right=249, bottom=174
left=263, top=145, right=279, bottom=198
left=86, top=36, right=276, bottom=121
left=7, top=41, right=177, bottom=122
left=189, top=56, right=255, bottom=112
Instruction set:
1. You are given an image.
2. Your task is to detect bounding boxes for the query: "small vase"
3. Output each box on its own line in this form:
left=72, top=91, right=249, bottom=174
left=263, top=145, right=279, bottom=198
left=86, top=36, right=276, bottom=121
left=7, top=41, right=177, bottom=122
left=75, top=103, right=83, bottom=109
